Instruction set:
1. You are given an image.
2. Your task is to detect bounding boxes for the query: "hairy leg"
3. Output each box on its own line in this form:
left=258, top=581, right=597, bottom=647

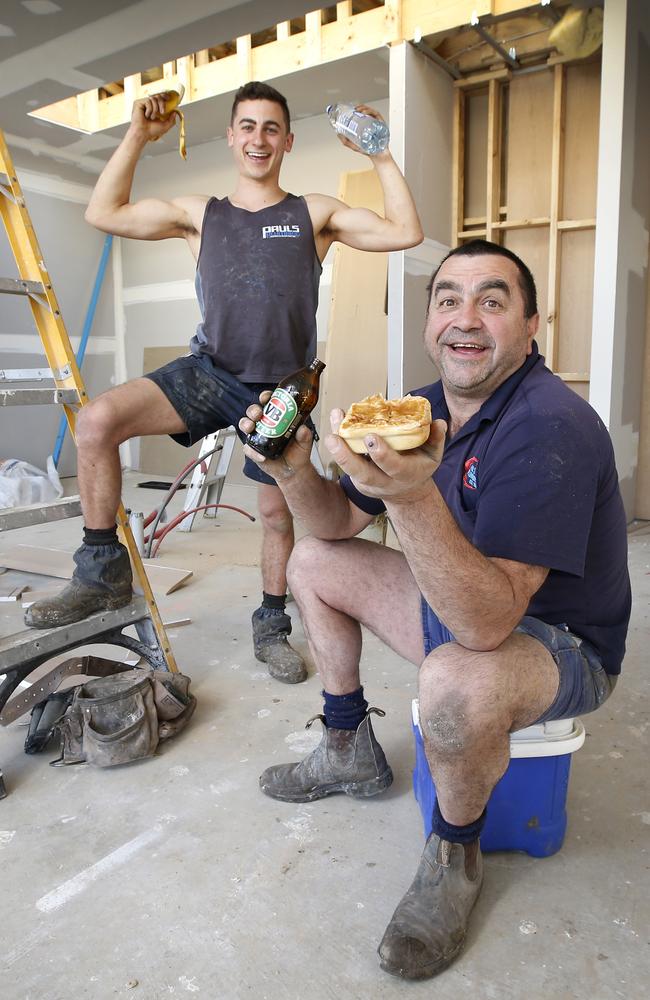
left=75, top=378, right=186, bottom=528
left=257, top=483, right=295, bottom=595
left=287, top=535, right=425, bottom=694
left=418, top=633, right=560, bottom=826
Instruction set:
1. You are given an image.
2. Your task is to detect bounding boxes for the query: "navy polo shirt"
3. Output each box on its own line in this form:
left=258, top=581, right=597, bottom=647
left=340, top=344, right=631, bottom=675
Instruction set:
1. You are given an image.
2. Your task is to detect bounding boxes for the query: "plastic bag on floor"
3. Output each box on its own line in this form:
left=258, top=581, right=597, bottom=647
left=0, top=456, right=63, bottom=508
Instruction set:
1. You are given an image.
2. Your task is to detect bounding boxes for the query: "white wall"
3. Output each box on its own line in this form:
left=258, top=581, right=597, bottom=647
left=387, top=42, right=452, bottom=397
left=0, top=174, right=116, bottom=476
left=590, top=0, right=650, bottom=516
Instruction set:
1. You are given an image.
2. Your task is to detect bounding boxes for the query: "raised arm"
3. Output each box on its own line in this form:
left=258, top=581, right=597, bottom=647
left=307, top=105, right=423, bottom=255
left=85, top=92, right=206, bottom=241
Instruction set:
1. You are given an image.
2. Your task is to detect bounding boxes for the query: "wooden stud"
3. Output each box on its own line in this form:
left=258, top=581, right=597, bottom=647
left=384, top=0, right=403, bottom=41
left=276, top=21, right=290, bottom=41
left=452, top=88, right=466, bottom=247
left=177, top=55, right=193, bottom=100
left=336, top=1, right=352, bottom=18
left=236, top=34, right=252, bottom=84
left=486, top=78, right=502, bottom=243
left=123, top=72, right=142, bottom=110
left=546, top=63, right=565, bottom=372
left=304, top=10, right=323, bottom=66
left=557, top=218, right=596, bottom=231
left=492, top=217, right=551, bottom=230
left=75, top=89, right=99, bottom=132
left=194, top=50, right=210, bottom=66
left=454, top=68, right=511, bottom=89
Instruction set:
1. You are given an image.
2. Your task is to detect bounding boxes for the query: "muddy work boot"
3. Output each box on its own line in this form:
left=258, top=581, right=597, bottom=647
left=24, top=542, right=133, bottom=629
left=252, top=606, right=307, bottom=684
left=259, top=708, right=393, bottom=802
left=378, top=834, right=483, bottom=980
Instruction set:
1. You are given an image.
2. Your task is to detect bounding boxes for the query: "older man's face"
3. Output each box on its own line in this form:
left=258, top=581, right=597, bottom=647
left=424, top=254, right=539, bottom=401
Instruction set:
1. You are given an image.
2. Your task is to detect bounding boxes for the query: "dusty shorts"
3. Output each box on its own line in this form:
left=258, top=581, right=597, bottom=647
left=144, top=353, right=278, bottom=486
left=420, top=602, right=616, bottom=725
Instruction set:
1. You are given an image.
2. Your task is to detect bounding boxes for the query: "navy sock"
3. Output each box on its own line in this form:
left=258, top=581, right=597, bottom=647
left=83, top=526, right=118, bottom=546
left=322, top=687, right=368, bottom=730
left=262, top=591, right=286, bottom=611
left=431, top=799, right=486, bottom=844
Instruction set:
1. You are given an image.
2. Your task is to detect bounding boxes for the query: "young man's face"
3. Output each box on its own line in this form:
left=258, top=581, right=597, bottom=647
left=424, top=253, right=539, bottom=402
left=227, top=99, right=293, bottom=180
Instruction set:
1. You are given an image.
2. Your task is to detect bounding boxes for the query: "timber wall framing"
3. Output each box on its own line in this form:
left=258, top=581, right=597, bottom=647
left=452, top=60, right=601, bottom=400
left=30, top=1, right=545, bottom=135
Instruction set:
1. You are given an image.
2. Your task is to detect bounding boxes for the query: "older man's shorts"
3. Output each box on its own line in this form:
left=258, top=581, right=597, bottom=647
left=420, top=602, right=616, bottom=726
left=145, top=353, right=280, bottom=487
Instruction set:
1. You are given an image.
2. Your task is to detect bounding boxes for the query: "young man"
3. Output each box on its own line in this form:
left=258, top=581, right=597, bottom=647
left=25, top=81, right=423, bottom=685
left=238, top=239, right=631, bottom=978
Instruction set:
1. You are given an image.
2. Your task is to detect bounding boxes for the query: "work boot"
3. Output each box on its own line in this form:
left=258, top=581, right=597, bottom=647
left=24, top=542, right=133, bottom=629
left=378, top=834, right=483, bottom=980
left=259, top=708, right=393, bottom=802
left=252, top=606, right=307, bottom=684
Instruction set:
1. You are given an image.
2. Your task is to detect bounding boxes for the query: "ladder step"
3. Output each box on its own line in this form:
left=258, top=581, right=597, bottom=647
left=0, top=368, right=53, bottom=381
left=0, top=495, right=82, bottom=532
left=0, top=277, right=44, bottom=297
left=0, top=596, right=150, bottom=672
left=0, top=387, right=79, bottom=406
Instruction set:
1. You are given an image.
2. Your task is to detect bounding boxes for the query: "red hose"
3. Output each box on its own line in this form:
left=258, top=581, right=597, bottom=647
left=151, top=503, right=255, bottom=558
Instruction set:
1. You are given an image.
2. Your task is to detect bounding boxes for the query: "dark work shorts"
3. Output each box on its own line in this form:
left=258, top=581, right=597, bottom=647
left=145, top=353, right=278, bottom=486
left=420, top=602, right=616, bottom=725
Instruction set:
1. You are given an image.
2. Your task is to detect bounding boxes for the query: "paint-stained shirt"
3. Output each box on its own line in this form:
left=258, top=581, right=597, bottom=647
left=190, top=194, right=321, bottom=382
left=340, top=344, right=631, bottom=674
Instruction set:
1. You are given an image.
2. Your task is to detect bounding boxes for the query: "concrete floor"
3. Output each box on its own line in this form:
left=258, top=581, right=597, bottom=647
left=1, top=472, right=648, bottom=1000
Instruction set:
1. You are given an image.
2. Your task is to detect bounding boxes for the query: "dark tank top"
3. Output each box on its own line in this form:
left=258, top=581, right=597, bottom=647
left=190, top=194, right=322, bottom=382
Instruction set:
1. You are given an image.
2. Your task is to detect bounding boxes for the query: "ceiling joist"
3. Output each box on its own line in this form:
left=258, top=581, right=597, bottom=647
left=28, top=0, right=588, bottom=136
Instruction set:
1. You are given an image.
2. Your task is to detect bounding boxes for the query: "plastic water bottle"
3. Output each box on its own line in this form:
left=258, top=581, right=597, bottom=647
left=326, top=104, right=389, bottom=155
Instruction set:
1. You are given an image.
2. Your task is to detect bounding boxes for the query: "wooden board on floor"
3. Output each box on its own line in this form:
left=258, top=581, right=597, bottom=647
left=0, top=545, right=193, bottom=595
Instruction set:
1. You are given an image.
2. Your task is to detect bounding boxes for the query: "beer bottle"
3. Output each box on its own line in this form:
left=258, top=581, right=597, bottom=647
left=246, top=358, right=326, bottom=459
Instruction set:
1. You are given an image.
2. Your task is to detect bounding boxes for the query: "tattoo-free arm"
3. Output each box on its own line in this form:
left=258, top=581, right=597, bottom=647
left=85, top=93, right=204, bottom=240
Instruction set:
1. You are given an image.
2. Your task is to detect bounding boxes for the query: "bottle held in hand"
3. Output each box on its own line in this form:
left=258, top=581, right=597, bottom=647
left=246, top=358, right=326, bottom=459
left=326, top=103, right=389, bottom=155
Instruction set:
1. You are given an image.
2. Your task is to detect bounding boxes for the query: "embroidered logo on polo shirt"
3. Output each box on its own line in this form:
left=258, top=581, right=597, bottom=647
left=463, top=456, right=479, bottom=490
left=262, top=224, right=300, bottom=239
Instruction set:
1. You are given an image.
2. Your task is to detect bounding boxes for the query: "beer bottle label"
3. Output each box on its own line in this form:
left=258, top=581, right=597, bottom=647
left=254, top=387, right=299, bottom=439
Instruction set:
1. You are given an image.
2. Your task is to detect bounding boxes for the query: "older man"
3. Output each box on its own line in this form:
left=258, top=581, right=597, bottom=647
left=239, top=239, right=631, bottom=979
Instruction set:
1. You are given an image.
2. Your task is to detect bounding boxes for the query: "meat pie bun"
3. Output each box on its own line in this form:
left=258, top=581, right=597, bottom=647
left=338, top=394, right=432, bottom=454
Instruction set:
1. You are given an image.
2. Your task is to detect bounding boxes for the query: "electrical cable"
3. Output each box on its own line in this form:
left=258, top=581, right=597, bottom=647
left=144, top=443, right=224, bottom=557
left=151, top=502, right=256, bottom=558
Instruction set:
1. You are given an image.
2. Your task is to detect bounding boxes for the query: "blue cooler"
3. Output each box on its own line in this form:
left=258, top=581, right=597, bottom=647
left=411, top=699, right=585, bottom=858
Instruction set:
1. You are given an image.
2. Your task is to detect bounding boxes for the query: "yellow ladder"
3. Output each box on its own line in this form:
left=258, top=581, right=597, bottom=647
left=0, top=128, right=178, bottom=675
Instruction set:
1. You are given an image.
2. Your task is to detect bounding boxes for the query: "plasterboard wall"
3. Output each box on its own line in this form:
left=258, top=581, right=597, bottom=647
left=0, top=181, right=116, bottom=477
left=590, top=0, right=650, bottom=518
left=387, top=42, right=452, bottom=397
